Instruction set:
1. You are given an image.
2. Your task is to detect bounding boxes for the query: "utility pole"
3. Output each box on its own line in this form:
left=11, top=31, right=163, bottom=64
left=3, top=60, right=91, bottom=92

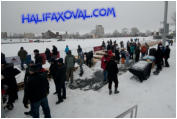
left=162, top=1, right=168, bottom=46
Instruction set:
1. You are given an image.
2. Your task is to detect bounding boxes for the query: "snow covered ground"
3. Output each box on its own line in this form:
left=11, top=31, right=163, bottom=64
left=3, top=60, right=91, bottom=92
left=1, top=37, right=176, bottom=118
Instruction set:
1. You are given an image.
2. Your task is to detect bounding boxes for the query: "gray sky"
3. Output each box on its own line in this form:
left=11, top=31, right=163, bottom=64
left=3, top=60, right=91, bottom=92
left=1, top=1, right=176, bottom=35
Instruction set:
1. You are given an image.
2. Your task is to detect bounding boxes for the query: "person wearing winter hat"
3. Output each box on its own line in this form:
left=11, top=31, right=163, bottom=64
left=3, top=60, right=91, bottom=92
left=54, top=58, right=67, bottom=104
left=26, top=64, right=51, bottom=118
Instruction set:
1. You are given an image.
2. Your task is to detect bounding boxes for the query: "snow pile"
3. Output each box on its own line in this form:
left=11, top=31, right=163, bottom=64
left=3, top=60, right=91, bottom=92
left=132, top=61, right=149, bottom=70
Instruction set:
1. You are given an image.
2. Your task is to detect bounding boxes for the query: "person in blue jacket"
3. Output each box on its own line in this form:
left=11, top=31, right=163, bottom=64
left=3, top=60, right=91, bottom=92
left=65, top=45, right=69, bottom=54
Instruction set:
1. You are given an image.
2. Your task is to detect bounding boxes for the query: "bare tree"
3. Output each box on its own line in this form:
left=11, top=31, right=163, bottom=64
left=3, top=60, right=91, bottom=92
left=112, top=30, right=119, bottom=37
left=121, top=28, right=129, bottom=36
left=131, top=27, right=139, bottom=36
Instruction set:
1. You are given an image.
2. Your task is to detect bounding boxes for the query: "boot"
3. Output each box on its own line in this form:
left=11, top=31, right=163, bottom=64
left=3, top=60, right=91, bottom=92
left=114, top=89, right=119, bottom=94
left=5, top=103, right=14, bottom=110
left=109, top=90, right=112, bottom=95
left=56, top=99, right=63, bottom=104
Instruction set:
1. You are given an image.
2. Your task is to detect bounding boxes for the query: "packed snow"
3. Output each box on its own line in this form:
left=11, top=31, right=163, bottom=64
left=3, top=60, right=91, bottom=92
left=1, top=37, right=176, bottom=118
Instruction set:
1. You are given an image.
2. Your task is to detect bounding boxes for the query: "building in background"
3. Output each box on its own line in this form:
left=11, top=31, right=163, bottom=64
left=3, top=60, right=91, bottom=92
left=95, top=25, right=104, bottom=38
left=1, top=32, right=7, bottom=39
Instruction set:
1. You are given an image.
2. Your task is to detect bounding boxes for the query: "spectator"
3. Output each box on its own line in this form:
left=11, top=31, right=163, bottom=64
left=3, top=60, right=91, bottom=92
left=65, top=45, right=69, bottom=54
left=106, top=57, right=119, bottom=95
left=45, top=48, right=51, bottom=62
left=65, top=50, right=75, bottom=84
left=18, top=47, right=28, bottom=70
left=164, top=45, right=171, bottom=67
left=24, top=64, right=51, bottom=118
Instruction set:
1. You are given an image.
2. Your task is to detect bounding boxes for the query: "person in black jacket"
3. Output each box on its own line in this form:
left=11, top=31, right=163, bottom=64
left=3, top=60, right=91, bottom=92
left=55, top=58, right=66, bottom=104
left=155, top=45, right=163, bottom=72
left=52, top=45, right=58, bottom=59
left=1, top=52, right=6, bottom=64
left=24, top=64, right=51, bottom=118
left=33, top=49, right=43, bottom=68
left=164, top=45, right=171, bottom=67
left=45, top=48, right=51, bottom=62
left=115, top=48, right=120, bottom=64
left=106, top=57, right=119, bottom=95
left=135, top=46, right=140, bottom=62
left=23, top=61, right=34, bottom=116
left=1, top=63, right=20, bottom=110
left=49, top=58, right=58, bottom=95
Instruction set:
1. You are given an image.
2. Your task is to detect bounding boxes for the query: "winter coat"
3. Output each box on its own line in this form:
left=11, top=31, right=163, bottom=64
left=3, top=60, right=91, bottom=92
left=106, top=59, right=119, bottom=80
left=135, top=47, right=140, bottom=56
left=65, top=47, right=69, bottom=53
left=49, top=62, right=58, bottom=79
left=155, top=48, right=163, bottom=63
left=55, top=64, right=66, bottom=88
left=1, top=53, right=6, bottom=64
left=45, top=49, right=51, bottom=60
left=77, top=47, right=82, bottom=54
left=164, top=47, right=170, bottom=59
left=78, top=52, right=84, bottom=65
left=120, top=50, right=126, bottom=59
left=130, top=45, right=135, bottom=53
left=52, top=47, right=58, bottom=56
left=65, top=54, right=75, bottom=69
left=141, top=46, right=147, bottom=54
left=34, top=54, right=43, bottom=66
left=101, top=56, right=110, bottom=70
left=1, top=63, right=20, bottom=103
left=18, top=49, right=28, bottom=61
left=26, top=72, right=49, bottom=103
left=108, top=50, right=113, bottom=58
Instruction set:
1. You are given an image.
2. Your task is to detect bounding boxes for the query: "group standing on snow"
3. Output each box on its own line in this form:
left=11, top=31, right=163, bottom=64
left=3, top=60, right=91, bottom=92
left=1, top=38, right=173, bottom=118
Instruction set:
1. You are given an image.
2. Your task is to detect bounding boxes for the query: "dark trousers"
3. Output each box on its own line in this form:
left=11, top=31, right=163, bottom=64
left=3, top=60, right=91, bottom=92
left=57, top=83, right=66, bottom=100
left=31, top=97, right=51, bottom=118
left=21, top=59, right=25, bottom=69
left=135, top=55, right=139, bottom=62
left=108, top=78, right=118, bottom=90
left=165, top=58, right=169, bottom=67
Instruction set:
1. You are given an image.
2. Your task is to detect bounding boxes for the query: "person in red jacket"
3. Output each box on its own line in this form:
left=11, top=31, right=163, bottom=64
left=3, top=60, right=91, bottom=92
left=101, top=52, right=110, bottom=82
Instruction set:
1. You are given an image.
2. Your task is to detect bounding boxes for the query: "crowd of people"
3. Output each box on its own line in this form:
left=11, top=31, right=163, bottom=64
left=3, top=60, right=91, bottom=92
left=1, top=38, right=172, bottom=118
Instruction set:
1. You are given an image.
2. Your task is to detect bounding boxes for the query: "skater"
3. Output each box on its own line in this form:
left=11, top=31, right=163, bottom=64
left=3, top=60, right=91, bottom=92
left=115, top=48, right=120, bottom=64
left=101, top=41, right=106, bottom=50
left=106, top=57, right=119, bottom=95
left=49, top=58, right=58, bottom=95
left=55, top=58, right=66, bottom=104
left=65, top=45, right=69, bottom=54
left=33, top=49, right=43, bottom=68
left=52, top=45, right=58, bottom=59
left=18, top=47, right=28, bottom=70
left=164, top=45, right=171, bottom=67
left=45, top=48, right=51, bottom=62
left=85, top=51, right=93, bottom=67
left=130, top=44, right=135, bottom=59
left=77, top=45, right=82, bottom=56
left=155, top=45, right=163, bottom=73
left=1, top=52, right=6, bottom=64
left=24, top=64, right=51, bottom=118
left=101, top=52, right=110, bottom=82
left=78, top=51, right=84, bottom=76
left=23, top=61, right=35, bottom=116
left=135, top=46, right=140, bottom=62
left=141, top=45, right=147, bottom=58
left=125, top=51, right=130, bottom=66
left=1, top=63, right=20, bottom=110
left=65, top=50, right=75, bottom=83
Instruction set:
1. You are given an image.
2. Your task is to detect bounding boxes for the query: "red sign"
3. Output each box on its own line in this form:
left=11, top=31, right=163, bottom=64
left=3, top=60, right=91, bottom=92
left=93, top=46, right=103, bottom=52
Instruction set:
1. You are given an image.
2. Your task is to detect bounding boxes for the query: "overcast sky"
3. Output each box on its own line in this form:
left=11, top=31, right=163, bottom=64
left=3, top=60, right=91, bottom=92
left=1, top=1, right=176, bottom=35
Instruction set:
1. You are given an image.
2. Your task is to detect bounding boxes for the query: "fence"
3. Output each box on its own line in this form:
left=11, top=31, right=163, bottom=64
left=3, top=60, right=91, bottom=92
left=116, top=105, right=138, bottom=118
